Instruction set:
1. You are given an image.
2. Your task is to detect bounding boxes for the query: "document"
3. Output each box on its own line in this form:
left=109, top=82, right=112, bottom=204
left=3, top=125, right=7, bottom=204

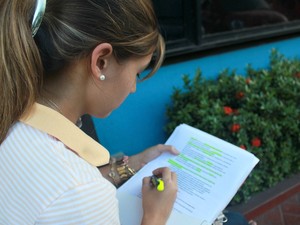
left=117, top=124, right=259, bottom=225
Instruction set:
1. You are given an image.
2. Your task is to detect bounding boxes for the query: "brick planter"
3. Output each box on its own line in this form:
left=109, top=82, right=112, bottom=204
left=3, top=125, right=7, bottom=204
left=227, top=173, right=300, bottom=225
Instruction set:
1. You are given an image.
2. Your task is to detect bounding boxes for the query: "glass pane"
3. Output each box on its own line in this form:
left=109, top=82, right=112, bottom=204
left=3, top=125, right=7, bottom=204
left=201, top=0, right=300, bottom=35
left=152, top=0, right=185, bottom=41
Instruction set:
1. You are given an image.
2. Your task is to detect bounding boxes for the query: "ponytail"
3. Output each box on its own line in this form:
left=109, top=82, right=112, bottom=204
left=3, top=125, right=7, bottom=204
left=0, top=0, right=43, bottom=143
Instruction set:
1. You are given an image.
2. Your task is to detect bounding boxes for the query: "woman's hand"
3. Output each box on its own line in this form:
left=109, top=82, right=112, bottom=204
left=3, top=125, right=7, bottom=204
left=129, top=144, right=179, bottom=171
left=141, top=167, right=178, bottom=225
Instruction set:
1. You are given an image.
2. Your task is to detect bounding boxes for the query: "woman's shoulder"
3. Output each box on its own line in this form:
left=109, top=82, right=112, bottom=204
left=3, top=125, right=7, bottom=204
left=0, top=122, right=118, bottom=224
left=1, top=121, right=107, bottom=188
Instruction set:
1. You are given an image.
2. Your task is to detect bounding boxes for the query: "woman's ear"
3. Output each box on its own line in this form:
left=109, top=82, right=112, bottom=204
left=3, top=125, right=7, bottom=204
left=90, top=43, right=113, bottom=79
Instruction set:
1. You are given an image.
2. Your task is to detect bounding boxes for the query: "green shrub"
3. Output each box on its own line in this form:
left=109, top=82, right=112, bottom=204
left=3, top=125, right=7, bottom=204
left=165, top=50, right=300, bottom=205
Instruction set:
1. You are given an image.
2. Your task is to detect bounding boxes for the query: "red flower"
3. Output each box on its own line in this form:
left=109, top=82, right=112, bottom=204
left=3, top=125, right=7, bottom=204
left=231, top=124, right=241, bottom=132
left=240, top=145, right=246, bottom=150
left=236, top=92, right=245, bottom=99
left=251, top=137, right=261, bottom=147
left=224, top=106, right=233, bottom=115
left=294, top=72, right=300, bottom=78
left=233, top=109, right=239, bottom=115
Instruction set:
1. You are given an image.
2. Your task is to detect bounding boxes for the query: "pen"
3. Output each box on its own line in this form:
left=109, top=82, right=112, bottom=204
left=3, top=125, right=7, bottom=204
left=150, top=175, right=164, bottom=191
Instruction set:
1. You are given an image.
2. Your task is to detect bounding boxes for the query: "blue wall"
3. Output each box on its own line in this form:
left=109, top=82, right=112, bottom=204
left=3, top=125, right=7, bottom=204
left=93, top=37, right=300, bottom=156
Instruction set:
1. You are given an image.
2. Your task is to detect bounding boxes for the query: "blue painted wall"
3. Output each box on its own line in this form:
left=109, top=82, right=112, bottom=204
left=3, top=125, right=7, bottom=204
left=93, top=36, right=300, bottom=156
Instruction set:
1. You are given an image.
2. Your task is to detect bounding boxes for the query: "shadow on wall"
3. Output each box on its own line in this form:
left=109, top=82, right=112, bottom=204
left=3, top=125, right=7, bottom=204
left=90, top=37, right=300, bottom=156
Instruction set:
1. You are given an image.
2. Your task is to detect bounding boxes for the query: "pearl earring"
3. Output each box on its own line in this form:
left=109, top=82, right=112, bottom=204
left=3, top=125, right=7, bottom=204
left=99, top=74, right=106, bottom=81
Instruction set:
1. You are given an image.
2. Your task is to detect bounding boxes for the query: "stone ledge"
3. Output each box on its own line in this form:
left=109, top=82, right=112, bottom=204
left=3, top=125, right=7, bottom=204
left=227, top=172, right=300, bottom=220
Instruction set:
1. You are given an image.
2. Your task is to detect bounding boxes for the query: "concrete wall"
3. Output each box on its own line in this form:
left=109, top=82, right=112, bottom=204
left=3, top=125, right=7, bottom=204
left=93, top=37, right=300, bottom=156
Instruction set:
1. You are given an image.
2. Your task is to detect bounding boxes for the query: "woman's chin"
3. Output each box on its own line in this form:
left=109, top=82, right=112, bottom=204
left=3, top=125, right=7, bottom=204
left=91, top=110, right=112, bottom=119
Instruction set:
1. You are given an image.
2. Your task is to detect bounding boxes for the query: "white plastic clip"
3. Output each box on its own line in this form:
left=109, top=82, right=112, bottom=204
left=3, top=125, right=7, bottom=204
left=31, top=0, right=46, bottom=37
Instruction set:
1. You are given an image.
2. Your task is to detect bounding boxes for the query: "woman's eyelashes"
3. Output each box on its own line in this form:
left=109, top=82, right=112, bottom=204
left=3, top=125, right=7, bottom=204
left=136, top=73, right=142, bottom=81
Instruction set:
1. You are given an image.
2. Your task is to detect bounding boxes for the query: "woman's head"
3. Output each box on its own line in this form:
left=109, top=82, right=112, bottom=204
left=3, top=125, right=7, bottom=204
left=0, top=0, right=165, bottom=143
left=35, top=0, right=165, bottom=78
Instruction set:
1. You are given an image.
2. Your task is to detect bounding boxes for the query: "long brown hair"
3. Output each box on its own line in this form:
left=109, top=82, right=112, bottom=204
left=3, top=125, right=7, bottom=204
left=0, top=0, right=165, bottom=144
left=0, top=0, right=43, bottom=143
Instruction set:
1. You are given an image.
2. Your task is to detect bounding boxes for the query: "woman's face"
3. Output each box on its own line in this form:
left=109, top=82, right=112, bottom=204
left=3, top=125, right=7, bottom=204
left=88, top=53, right=153, bottom=118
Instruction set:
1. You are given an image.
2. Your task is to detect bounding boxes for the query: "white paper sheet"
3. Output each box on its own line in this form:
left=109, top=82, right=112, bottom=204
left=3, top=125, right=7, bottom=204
left=117, top=124, right=259, bottom=225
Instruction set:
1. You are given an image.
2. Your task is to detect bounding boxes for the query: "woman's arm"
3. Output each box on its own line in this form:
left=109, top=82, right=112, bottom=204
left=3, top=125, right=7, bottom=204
left=98, top=164, right=115, bottom=184
left=98, top=144, right=179, bottom=186
left=128, top=144, right=179, bottom=171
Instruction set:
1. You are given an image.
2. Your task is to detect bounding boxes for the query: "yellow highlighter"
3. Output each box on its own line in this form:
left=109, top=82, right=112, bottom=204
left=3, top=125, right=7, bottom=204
left=150, top=175, right=164, bottom=191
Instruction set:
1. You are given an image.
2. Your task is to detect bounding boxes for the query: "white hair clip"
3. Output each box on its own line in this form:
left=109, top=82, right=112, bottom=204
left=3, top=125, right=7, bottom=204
left=31, top=0, right=47, bottom=37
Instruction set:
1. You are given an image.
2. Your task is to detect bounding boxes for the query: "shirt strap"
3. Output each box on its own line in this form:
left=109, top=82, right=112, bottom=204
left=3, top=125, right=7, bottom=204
left=20, top=103, right=110, bottom=167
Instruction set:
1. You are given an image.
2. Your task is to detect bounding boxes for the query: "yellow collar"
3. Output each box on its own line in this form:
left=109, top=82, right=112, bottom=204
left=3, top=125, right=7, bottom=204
left=20, top=103, right=109, bottom=167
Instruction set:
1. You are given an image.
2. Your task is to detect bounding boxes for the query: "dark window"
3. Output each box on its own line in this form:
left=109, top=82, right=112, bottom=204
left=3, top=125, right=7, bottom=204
left=153, top=0, right=300, bottom=57
left=152, top=0, right=201, bottom=55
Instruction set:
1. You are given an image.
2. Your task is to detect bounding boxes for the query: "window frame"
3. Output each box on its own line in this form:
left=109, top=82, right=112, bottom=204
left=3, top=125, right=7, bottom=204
left=158, top=0, right=300, bottom=58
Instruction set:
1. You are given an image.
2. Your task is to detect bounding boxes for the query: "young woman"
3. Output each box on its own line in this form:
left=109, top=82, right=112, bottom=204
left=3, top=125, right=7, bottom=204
left=0, top=0, right=178, bottom=224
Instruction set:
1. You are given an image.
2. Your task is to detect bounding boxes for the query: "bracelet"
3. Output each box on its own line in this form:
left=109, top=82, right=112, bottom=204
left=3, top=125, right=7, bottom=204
left=108, top=153, right=136, bottom=187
